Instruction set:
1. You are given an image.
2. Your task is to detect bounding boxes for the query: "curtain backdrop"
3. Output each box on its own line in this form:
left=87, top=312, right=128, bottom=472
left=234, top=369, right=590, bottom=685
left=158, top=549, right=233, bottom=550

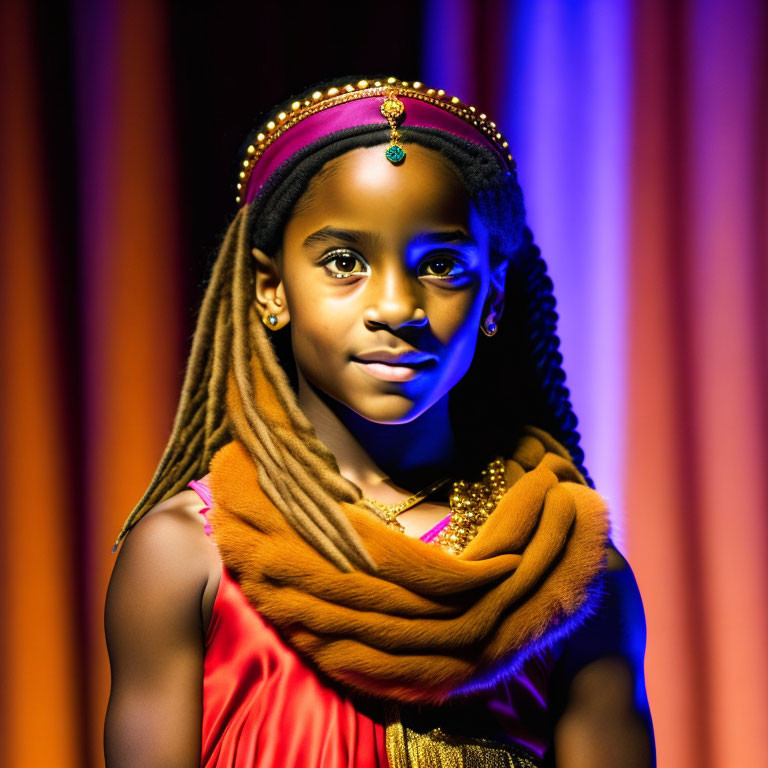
left=426, top=1, right=768, bottom=766
left=0, top=3, right=79, bottom=765
left=1, top=0, right=765, bottom=766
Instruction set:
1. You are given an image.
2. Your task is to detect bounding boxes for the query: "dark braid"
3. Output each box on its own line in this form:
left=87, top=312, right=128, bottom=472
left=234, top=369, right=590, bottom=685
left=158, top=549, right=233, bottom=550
left=445, top=225, right=591, bottom=486
left=515, top=229, right=592, bottom=485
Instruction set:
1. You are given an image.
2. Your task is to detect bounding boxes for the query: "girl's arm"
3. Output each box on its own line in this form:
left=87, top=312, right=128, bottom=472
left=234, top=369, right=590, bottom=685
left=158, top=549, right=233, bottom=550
left=547, top=544, right=656, bottom=767
left=104, top=501, right=209, bottom=768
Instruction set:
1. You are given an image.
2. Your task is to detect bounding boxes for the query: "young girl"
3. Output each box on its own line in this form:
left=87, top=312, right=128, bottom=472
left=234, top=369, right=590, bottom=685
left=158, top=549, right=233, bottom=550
left=104, top=76, right=655, bottom=767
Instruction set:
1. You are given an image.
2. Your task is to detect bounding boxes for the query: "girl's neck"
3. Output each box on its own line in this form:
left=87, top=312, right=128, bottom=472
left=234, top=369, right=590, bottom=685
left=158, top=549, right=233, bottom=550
left=296, top=375, right=458, bottom=493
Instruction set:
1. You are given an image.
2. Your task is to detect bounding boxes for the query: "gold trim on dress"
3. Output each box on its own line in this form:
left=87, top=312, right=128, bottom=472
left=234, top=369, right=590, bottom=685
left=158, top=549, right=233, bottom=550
left=385, top=703, right=541, bottom=768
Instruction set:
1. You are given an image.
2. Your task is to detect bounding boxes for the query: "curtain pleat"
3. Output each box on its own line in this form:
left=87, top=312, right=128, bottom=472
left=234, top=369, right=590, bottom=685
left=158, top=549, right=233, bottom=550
left=0, top=2, right=80, bottom=765
left=74, top=0, right=183, bottom=765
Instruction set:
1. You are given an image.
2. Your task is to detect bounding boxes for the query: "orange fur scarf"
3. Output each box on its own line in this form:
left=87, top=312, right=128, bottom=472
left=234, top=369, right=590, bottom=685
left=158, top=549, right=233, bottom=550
left=207, top=424, right=610, bottom=705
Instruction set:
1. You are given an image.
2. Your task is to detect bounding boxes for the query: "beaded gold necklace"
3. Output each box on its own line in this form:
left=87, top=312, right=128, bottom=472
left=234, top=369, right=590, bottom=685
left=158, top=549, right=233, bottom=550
left=362, top=456, right=508, bottom=555
left=434, top=456, right=507, bottom=554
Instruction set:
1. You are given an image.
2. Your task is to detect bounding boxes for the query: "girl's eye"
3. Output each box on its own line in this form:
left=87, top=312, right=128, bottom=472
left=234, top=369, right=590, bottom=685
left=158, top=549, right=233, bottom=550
left=319, top=249, right=369, bottom=279
left=420, top=254, right=465, bottom=279
left=317, top=250, right=466, bottom=281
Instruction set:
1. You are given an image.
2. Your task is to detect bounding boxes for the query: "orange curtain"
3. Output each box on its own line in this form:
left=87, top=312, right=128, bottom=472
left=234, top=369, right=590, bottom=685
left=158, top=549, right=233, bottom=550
left=1, top=0, right=182, bottom=765
left=74, top=0, right=183, bottom=765
left=0, top=2, right=80, bottom=765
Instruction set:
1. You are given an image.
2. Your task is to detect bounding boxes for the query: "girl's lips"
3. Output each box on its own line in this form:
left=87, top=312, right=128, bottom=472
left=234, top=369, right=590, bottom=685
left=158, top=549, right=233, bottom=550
left=352, top=360, right=433, bottom=382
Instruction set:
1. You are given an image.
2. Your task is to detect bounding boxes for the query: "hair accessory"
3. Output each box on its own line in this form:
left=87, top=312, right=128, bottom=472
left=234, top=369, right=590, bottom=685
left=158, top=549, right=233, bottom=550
left=235, top=77, right=517, bottom=206
left=481, top=320, right=498, bottom=337
left=380, top=88, right=406, bottom=164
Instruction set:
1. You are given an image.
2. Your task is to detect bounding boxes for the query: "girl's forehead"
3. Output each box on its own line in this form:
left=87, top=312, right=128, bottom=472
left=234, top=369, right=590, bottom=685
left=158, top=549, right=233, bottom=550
left=289, top=144, right=472, bottom=232
left=315, top=142, right=463, bottom=185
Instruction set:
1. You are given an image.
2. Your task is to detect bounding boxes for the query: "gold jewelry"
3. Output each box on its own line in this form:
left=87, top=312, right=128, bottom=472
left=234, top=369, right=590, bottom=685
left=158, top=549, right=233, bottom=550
left=362, top=455, right=507, bottom=552
left=235, top=77, right=516, bottom=204
left=364, top=475, right=451, bottom=531
left=262, top=313, right=279, bottom=328
left=380, top=88, right=406, bottom=163
left=435, top=456, right=507, bottom=554
left=481, top=319, right=498, bottom=337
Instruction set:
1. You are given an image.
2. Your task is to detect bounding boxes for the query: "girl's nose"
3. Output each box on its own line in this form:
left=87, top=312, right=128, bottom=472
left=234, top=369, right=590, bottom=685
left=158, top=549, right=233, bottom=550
left=362, top=266, right=428, bottom=331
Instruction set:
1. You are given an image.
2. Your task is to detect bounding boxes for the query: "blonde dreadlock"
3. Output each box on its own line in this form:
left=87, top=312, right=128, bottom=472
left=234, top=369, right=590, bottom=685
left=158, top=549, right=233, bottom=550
left=112, top=204, right=375, bottom=573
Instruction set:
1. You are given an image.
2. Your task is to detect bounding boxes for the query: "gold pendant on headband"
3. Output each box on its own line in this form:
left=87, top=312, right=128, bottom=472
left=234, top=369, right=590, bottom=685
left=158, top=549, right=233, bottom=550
left=381, top=90, right=406, bottom=164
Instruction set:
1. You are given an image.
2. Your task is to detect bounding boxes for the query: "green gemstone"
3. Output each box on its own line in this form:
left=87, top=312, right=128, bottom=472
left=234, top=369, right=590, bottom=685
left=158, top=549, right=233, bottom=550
left=385, top=145, right=406, bottom=164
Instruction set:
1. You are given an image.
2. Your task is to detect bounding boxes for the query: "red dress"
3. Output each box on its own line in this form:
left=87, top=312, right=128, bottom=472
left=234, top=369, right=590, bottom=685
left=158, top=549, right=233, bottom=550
left=188, top=477, right=558, bottom=767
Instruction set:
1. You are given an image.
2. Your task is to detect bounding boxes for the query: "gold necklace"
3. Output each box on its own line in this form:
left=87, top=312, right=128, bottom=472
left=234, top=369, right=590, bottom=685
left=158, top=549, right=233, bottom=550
left=362, top=456, right=507, bottom=551
left=434, top=456, right=507, bottom=554
left=363, top=475, right=451, bottom=531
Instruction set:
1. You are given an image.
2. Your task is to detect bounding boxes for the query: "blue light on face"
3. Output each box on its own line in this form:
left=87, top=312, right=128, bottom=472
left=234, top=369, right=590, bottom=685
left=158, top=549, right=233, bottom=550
left=423, top=0, right=631, bottom=546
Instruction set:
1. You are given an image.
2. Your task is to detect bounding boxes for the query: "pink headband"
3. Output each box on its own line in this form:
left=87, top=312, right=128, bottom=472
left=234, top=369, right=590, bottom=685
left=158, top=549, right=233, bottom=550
left=236, top=78, right=516, bottom=207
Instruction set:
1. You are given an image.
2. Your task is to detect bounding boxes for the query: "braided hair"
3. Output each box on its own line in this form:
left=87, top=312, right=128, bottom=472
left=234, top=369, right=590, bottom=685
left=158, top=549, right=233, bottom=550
left=112, top=78, right=591, bottom=567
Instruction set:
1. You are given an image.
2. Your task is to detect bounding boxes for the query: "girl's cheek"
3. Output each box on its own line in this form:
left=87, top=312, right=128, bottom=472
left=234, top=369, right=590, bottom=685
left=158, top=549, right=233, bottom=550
left=425, top=292, right=483, bottom=334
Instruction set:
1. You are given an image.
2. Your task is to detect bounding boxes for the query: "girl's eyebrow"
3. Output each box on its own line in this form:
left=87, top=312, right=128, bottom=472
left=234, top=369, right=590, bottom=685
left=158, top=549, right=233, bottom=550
left=411, top=229, right=476, bottom=246
left=302, top=227, right=475, bottom=249
left=302, top=227, right=380, bottom=249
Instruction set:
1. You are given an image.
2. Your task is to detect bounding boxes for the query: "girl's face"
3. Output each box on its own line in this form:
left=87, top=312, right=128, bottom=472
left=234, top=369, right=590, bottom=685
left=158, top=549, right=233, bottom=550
left=255, top=143, right=506, bottom=424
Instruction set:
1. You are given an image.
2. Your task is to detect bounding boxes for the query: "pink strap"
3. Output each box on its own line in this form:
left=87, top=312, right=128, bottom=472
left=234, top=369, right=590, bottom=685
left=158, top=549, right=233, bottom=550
left=420, top=512, right=452, bottom=543
left=187, top=479, right=212, bottom=536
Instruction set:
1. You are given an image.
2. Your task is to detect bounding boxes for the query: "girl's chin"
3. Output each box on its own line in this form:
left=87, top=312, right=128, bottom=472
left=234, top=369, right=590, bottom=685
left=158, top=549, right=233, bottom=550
left=343, top=394, right=440, bottom=426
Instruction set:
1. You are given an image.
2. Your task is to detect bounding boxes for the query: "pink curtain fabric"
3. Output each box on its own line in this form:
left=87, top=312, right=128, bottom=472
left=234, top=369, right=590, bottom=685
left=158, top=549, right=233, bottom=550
left=426, top=1, right=768, bottom=765
left=626, top=1, right=768, bottom=765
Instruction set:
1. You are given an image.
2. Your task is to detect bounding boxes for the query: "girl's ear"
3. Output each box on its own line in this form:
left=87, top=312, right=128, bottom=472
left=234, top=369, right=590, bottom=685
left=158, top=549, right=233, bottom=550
left=252, top=247, right=290, bottom=327
left=483, top=259, right=508, bottom=327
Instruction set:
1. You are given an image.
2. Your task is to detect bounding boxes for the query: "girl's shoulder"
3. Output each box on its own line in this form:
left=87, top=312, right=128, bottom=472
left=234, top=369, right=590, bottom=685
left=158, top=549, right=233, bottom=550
left=104, top=489, right=223, bottom=764
left=605, top=539, right=632, bottom=572
left=125, top=487, right=217, bottom=567
left=555, top=539, right=647, bottom=681
left=106, top=487, right=222, bottom=639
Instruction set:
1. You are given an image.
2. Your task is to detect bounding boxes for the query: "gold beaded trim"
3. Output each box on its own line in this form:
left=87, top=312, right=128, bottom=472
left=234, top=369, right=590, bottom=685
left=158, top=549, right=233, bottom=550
left=235, top=76, right=516, bottom=204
